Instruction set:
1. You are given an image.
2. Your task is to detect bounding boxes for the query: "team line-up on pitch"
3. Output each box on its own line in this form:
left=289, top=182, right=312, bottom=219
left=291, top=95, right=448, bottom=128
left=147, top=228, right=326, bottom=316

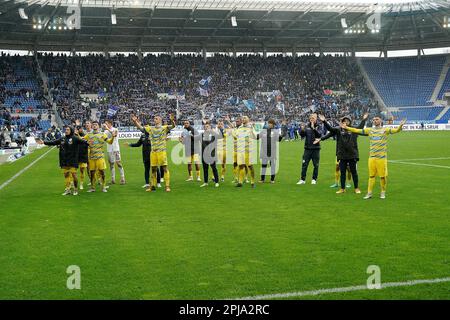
left=36, top=112, right=406, bottom=200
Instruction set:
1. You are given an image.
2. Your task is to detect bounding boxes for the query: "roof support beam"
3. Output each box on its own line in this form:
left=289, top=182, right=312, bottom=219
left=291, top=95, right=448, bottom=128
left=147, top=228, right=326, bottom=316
left=209, top=6, right=236, bottom=38
left=295, top=9, right=348, bottom=46
left=382, top=13, right=399, bottom=47
left=418, top=1, right=449, bottom=36
left=268, top=6, right=313, bottom=42
left=139, top=6, right=156, bottom=48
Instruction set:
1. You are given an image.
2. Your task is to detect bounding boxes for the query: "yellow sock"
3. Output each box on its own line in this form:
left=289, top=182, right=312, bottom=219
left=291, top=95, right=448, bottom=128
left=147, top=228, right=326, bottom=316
left=79, top=170, right=84, bottom=185
left=164, top=170, right=170, bottom=187
left=64, top=175, right=71, bottom=189
left=380, top=177, right=387, bottom=192
left=335, top=167, right=340, bottom=183
left=368, top=177, right=376, bottom=194
left=233, top=165, right=238, bottom=181
left=151, top=171, right=157, bottom=187
left=91, top=172, right=96, bottom=187
left=196, top=170, right=200, bottom=178
left=239, top=167, right=245, bottom=184
left=249, top=166, right=255, bottom=184
left=221, top=165, right=226, bottom=178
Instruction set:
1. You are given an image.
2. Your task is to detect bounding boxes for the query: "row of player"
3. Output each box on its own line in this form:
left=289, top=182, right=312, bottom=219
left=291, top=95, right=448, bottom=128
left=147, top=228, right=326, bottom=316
left=37, top=113, right=406, bottom=199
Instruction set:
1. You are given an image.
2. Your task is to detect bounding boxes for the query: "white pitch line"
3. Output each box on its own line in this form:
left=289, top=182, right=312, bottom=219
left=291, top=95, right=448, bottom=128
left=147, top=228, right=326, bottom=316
left=389, top=157, right=450, bottom=162
left=388, top=161, right=450, bottom=169
left=231, top=277, right=450, bottom=300
left=0, top=147, right=55, bottom=191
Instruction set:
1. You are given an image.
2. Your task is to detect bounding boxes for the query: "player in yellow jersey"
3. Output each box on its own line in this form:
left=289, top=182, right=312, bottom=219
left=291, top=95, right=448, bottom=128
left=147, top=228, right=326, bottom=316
left=225, top=116, right=249, bottom=183
left=36, top=126, right=88, bottom=196
left=232, top=116, right=257, bottom=188
left=180, top=120, right=201, bottom=182
left=131, top=113, right=176, bottom=192
left=80, top=121, right=116, bottom=193
left=75, top=125, right=89, bottom=190
left=342, top=116, right=406, bottom=199
left=216, top=120, right=227, bottom=182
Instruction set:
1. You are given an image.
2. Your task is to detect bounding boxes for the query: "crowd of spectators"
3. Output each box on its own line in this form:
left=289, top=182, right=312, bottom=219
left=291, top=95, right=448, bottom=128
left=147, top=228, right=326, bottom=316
left=0, top=54, right=54, bottom=148
left=0, top=54, right=49, bottom=112
left=40, top=52, right=379, bottom=127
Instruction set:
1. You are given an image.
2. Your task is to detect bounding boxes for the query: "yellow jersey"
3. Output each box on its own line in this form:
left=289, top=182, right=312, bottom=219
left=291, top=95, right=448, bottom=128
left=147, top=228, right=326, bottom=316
left=346, top=126, right=402, bottom=159
left=82, top=131, right=113, bottom=160
left=233, top=125, right=255, bottom=154
left=144, top=125, right=172, bottom=153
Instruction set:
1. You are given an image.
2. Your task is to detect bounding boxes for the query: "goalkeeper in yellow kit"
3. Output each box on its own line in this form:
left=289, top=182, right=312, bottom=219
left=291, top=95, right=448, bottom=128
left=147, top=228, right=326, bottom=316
left=131, top=113, right=176, bottom=192
left=342, top=116, right=406, bottom=199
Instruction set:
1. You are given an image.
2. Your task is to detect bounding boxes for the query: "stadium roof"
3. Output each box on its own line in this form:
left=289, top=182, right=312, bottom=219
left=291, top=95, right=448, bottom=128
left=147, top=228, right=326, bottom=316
left=0, top=0, right=449, bottom=53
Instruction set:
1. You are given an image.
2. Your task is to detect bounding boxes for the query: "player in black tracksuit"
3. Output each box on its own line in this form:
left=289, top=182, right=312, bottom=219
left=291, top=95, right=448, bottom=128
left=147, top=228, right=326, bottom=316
left=320, top=113, right=368, bottom=193
left=297, top=114, right=323, bottom=184
left=37, top=126, right=88, bottom=195
left=128, top=132, right=162, bottom=188
left=200, top=122, right=219, bottom=187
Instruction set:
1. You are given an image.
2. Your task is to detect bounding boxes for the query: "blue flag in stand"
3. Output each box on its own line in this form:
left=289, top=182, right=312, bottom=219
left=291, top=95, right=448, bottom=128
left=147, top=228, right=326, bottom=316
left=199, top=76, right=212, bottom=87
left=107, top=105, right=119, bottom=118
left=228, top=96, right=240, bottom=105
left=243, top=99, right=256, bottom=110
left=199, top=87, right=209, bottom=97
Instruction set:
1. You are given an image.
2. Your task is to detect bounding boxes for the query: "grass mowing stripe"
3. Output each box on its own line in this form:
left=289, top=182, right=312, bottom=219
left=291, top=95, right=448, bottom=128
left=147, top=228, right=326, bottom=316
left=388, top=157, right=450, bottom=161
left=231, top=277, right=450, bottom=300
left=0, top=147, right=55, bottom=191
left=388, top=161, right=450, bottom=169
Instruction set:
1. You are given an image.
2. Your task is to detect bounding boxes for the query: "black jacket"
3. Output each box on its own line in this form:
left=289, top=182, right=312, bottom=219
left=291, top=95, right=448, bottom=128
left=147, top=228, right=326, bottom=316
left=129, top=133, right=151, bottom=163
left=77, top=132, right=89, bottom=163
left=299, top=123, right=322, bottom=150
left=322, top=119, right=366, bottom=160
left=44, top=135, right=88, bottom=168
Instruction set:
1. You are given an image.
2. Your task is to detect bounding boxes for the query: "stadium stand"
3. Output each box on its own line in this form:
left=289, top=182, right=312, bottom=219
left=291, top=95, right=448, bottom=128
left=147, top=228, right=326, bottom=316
left=0, top=55, right=47, bottom=111
left=361, top=55, right=447, bottom=107
left=390, top=106, right=444, bottom=121
left=437, top=68, right=450, bottom=100
left=0, top=54, right=53, bottom=148
left=438, top=107, right=450, bottom=122
left=40, top=53, right=378, bottom=126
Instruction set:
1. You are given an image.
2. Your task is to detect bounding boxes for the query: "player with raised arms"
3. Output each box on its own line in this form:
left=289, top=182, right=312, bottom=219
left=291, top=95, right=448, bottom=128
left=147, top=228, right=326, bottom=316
left=131, top=113, right=176, bottom=192
left=341, top=116, right=406, bottom=199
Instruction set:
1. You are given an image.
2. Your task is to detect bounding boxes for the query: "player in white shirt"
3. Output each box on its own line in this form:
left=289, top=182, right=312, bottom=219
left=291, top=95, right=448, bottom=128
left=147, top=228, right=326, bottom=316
left=104, top=120, right=125, bottom=184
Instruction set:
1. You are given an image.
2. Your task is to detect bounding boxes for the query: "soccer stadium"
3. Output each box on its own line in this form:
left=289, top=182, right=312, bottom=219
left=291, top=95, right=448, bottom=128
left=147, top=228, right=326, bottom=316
left=0, top=0, right=450, bottom=305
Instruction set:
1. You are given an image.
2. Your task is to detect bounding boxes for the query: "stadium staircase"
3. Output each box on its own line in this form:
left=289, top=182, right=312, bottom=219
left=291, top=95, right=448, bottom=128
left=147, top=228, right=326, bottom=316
left=356, top=58, right=388, bottom=112
left=431, top=55, right=450, bottom=103
left=435, top=106, right=450, bottom=121
left=35, top=56, right=63, bottom=128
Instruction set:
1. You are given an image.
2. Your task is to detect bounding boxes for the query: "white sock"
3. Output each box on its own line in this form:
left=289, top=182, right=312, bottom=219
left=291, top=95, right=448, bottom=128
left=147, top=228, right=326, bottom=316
left=110, top=166, right=115, bottom=181
left=119, top=167, right=125, bottom=179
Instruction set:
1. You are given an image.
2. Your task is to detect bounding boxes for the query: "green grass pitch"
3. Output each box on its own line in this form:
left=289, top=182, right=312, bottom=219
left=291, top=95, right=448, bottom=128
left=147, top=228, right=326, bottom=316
left=0, top=131, right=449, bottom=299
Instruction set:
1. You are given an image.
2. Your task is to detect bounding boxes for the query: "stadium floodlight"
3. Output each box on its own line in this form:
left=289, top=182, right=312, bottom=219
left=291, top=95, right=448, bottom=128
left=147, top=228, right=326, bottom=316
left=111, top=13, right=117, bottom=25
left=231, top=16, right=237, bottom=27
left=340, top=18, right=347, bottom=28
left=19, top=8, right=28, bottom=20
